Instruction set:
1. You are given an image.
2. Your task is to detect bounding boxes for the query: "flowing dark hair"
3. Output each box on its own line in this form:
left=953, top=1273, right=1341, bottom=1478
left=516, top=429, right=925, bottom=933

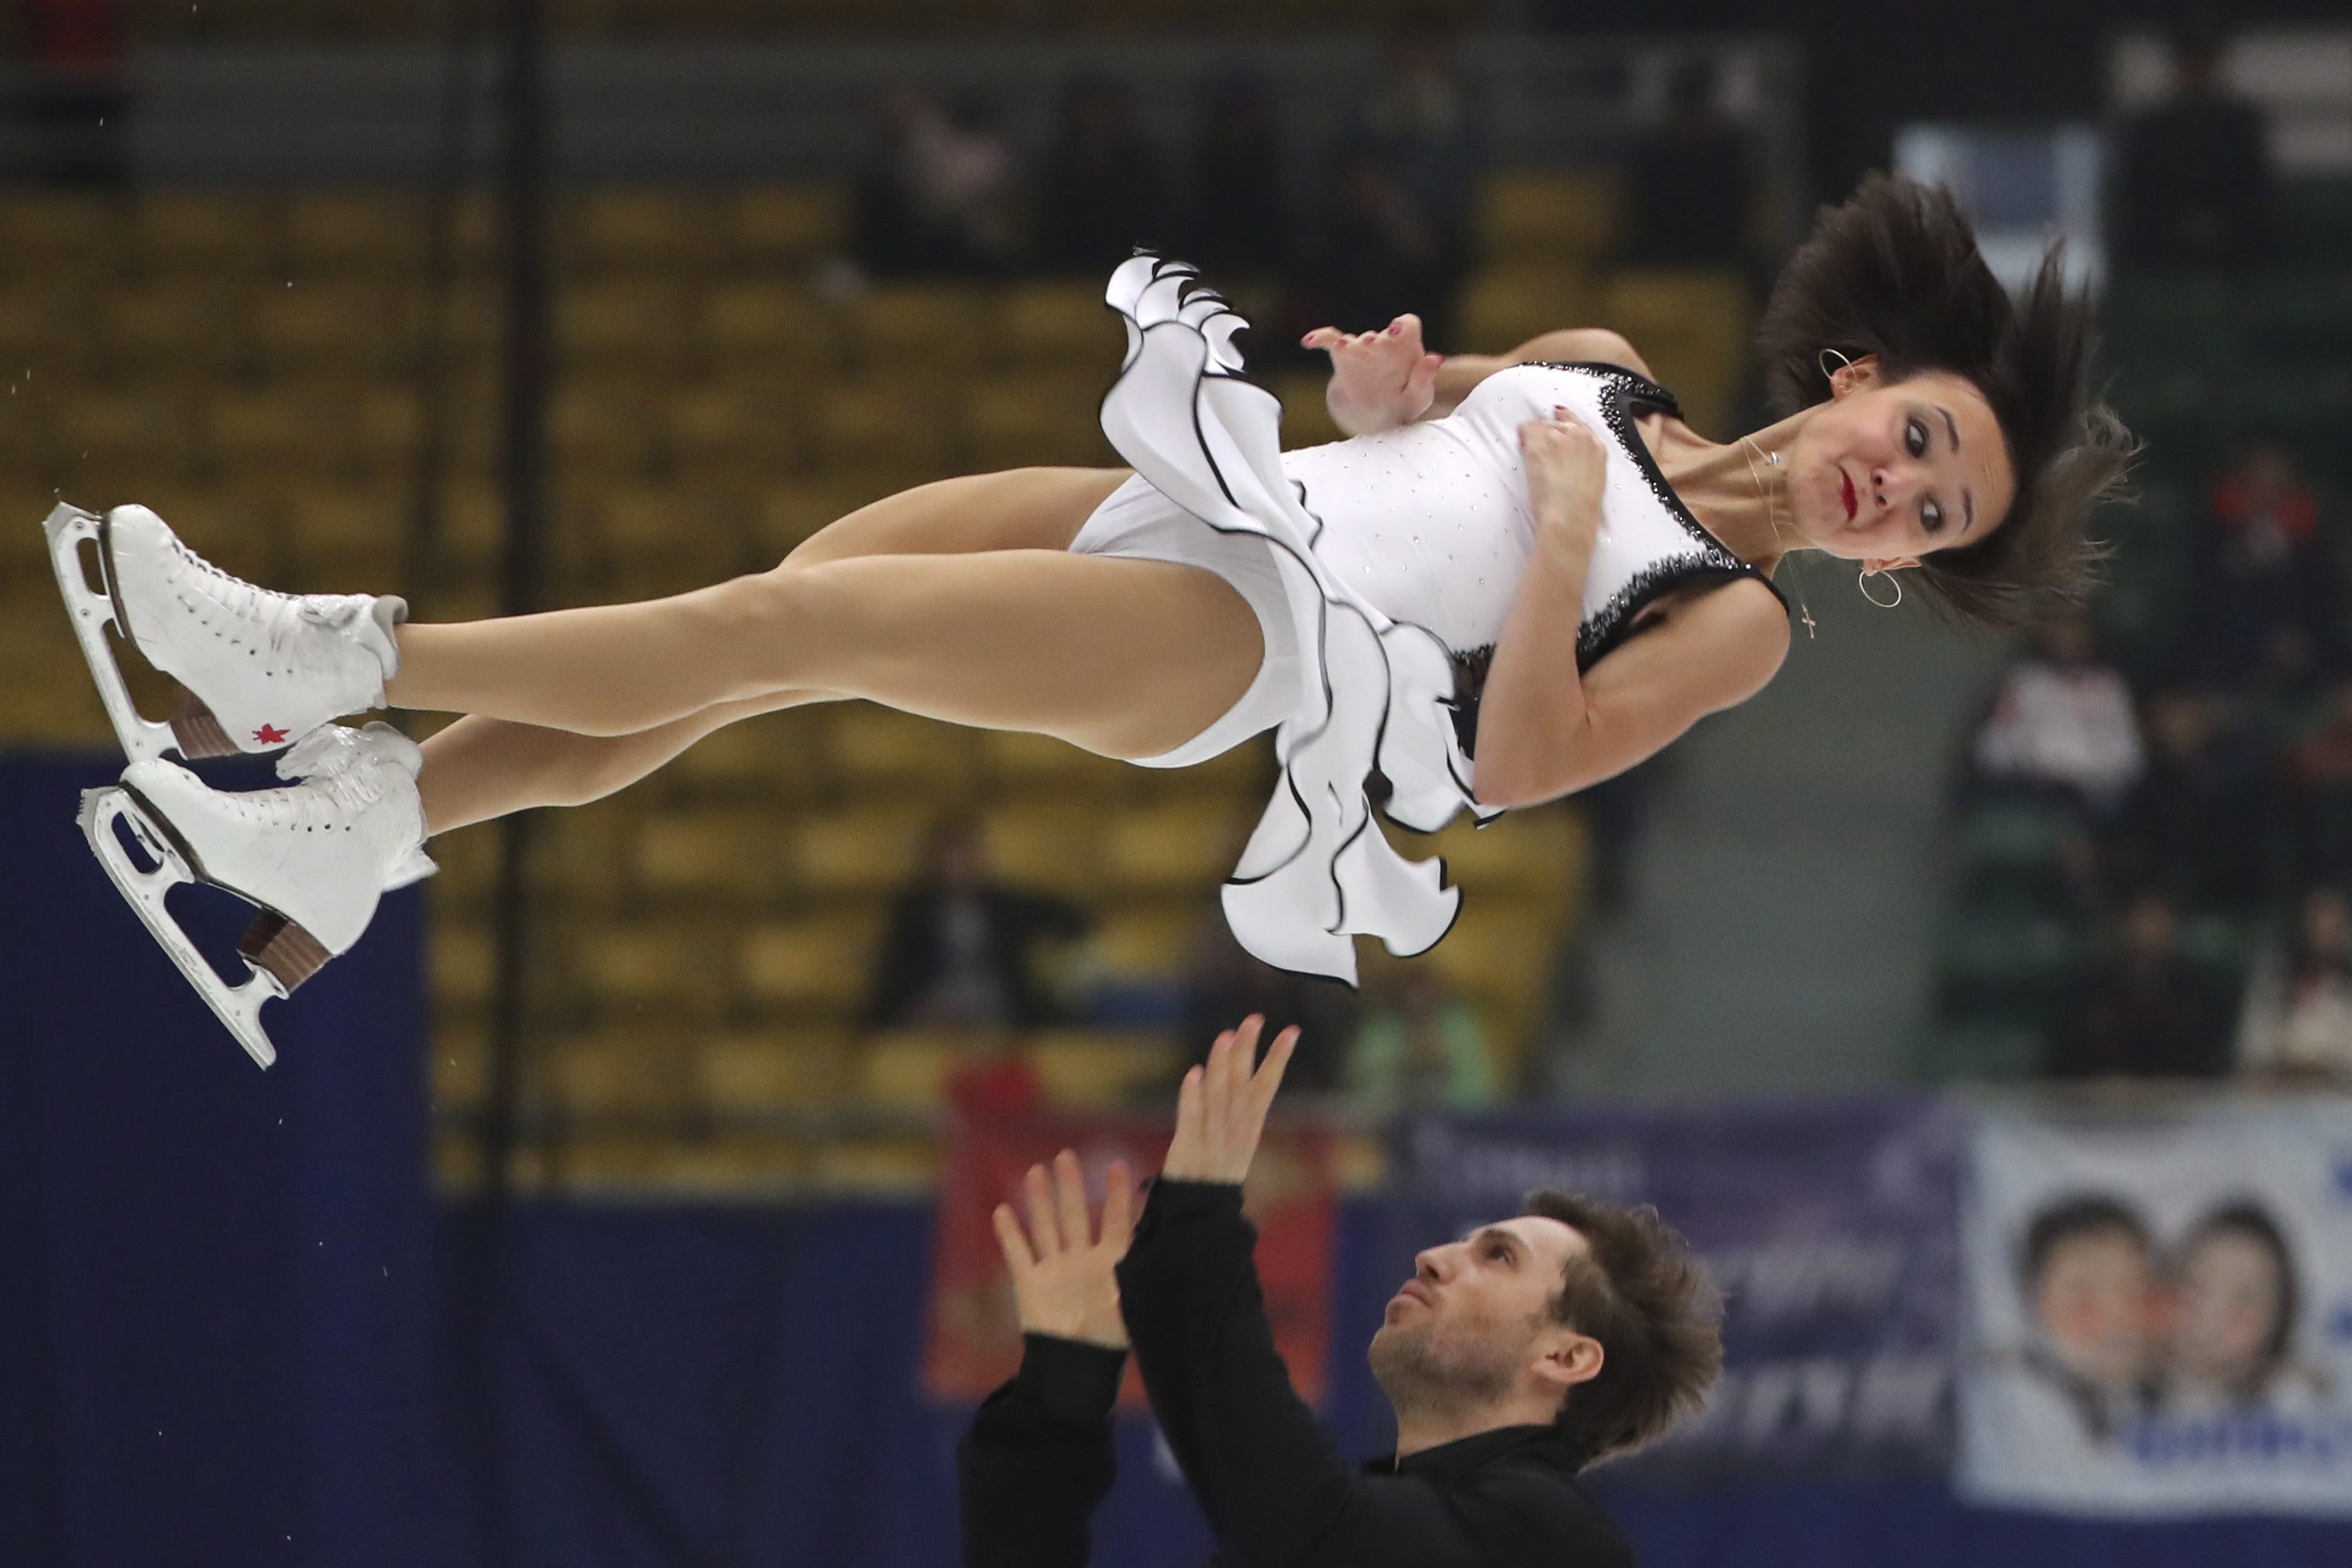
left=1756, top=175, right=2138, bottom=629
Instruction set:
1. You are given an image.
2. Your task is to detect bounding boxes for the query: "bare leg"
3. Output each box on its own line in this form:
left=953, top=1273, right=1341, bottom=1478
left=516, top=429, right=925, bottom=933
left=405, top=467, right=1132, bottom=832
left=415, top=691, right=829, bottom=835
left=392, top=548, right=1261, bottom=761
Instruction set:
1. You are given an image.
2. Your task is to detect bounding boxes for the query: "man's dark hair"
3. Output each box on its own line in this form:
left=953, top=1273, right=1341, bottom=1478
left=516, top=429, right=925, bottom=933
left=1520, top=1189, right=1723, bottom=1467
left=1756, top=174, right=2139, bottom=630
left=2021, top=1193, right=2150, bottom=1285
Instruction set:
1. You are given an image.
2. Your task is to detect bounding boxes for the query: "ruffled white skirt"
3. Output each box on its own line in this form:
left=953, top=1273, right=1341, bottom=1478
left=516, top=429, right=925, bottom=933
left=1069, top=255, right=1495, bottom=984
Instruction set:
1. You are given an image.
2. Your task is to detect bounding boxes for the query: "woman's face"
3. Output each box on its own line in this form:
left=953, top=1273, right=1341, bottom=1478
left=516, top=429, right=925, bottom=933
left=1781, top=360, right=2016, bottom=568
left=2168, top=1230, right=2286, bottom=1389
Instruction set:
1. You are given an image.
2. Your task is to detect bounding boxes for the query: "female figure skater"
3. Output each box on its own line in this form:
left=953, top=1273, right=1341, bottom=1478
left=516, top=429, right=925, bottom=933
left=55, top=177, right=2133, bottom=1063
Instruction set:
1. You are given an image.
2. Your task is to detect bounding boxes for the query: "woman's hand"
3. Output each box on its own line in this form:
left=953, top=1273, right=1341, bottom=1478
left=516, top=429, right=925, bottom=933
left=1519, top=407, right=1609, bottom=542
left=992, top=1150, right=1138, bottom=1350
left=1305, top=315, right=1444, bottom=437
left=1161, top=1015, right=1299, bottom=1185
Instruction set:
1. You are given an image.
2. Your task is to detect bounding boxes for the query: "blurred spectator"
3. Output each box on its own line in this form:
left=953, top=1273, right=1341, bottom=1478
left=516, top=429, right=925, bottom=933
left=2103, top=689, right=2274, bottom=912
left=2234, top=887, right=2352, bottom=1086
left=1181, top=69, right=1293, bottom=279
left=1310, top=144, right=1461, bottom=348
left=1345, top=965, right=1497, bottom=1113
left=1031, top=74, right=1172, bottom=276
left=13, top=0, right=128, bottom=187
left=864, top=813, right=1090, bottom=1030
left=2112, top=26, right=2271, bottom=270
left=1179, top=914, right=1358, bottom=1093
left=1622, top=60, right=1754, bottom=269
left=2048, top=890, right=2234, bottom=1081
left=943, top=1032, right=1043, bottom=1119
left=2183, top=441, right=2343, bottom=695
left=2285, top=678, right=2352, bottom=884
left=1969, top=610, right=2145, bottom=816
left=1320, top=18, right=1484, bottom=346
left=851, top=86, right=1023, bottom=279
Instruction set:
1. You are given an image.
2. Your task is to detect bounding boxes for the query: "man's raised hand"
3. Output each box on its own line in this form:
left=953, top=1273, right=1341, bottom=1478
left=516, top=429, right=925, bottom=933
left=1160, top=1015, right=1300, bottom=1185
left=992, top=1150, right=1138, bottom=1350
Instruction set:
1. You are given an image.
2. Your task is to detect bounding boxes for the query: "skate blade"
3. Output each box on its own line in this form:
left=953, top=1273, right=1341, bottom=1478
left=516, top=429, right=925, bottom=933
left=79, top=785, right=285, bottom=1069
left=45, top=504, right=182, bottom=767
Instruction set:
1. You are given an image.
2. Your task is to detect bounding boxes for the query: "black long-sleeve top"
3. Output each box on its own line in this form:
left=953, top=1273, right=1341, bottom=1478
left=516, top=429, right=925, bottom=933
left=958, top=1179, right=1635, bottom=1567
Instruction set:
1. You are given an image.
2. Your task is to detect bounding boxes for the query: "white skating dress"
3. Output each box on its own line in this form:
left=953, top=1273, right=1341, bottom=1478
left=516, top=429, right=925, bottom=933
left=1073, top=255, right=1784, bottom=982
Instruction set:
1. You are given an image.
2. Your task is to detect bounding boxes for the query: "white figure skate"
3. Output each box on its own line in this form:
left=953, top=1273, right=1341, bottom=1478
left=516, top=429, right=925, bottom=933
left=79, top=722, right=436, bottom=1067
left=46, top=501, right=405, bottom=766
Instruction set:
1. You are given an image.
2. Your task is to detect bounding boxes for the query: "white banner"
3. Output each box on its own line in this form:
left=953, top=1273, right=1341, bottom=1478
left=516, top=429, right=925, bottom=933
left=1958, top=1099, right=2352, bottom=1516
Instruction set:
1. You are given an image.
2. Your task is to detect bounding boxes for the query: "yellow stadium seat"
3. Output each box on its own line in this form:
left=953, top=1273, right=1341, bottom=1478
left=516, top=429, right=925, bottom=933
left=0, top=193, right=118, bottom=269
left=590, top=485, right=741, bottom=577
left=668, top=379, right=804, bottom=478
left=556, top=280, right=689, bottom=366
left=962, top=372, right=1113, bottom=469
left=0, top=283, right=98, bottom=373
left=1419, top=801, right=1587, bottom=909
left=808, top=374, right=956, bottom=476
left=252, top=281, right=411, bottom=373
left=840, top=283, right=987, bottom=369
left=572, top=921, right=735, bottom=1017
left=280, top=484, right=409, bottom=584
left=428, top=1022, right=489, bottom=1114
left=755, top=476, right=890, bottom=556
left=1027, top=1030, right=1177, bottom=1108
left=1093, top=905, right=1198, bottom=979
left=210, top=389, right=331, bottom=472
left=54, top=393, right=206, bottom=478
left=660, top=712, right=828, bottom=801
left=786, top=804, right=932, bottom=895
left=729, top=184, right=844, bottom=266
left=633, top=811, right=791, bottom=904
left=646, top=1134, right=815, bottom=1192
left=996, top=280, right=1120, bottom=365
left=427, top=825, right=499, bottom=913
left=823, top=705, right=979, bottom=797
left=1269, top=371, right=1344, bottom=449
left=550, top=382, right=664, bottom=476
left=562, top=188, right=724, bottom=277
left=532, top=811, right=630, bottom=904
left=702, top=282, right=836, bottom=369
left=1457, top=266, right=1591, bottom=357
left=739, top=917, right=877, bottom=1010
left=101, top=286, right=249, bottom=376
left=695, top=1031, right=846, bottom=1117
left=1102, top=801, right=1243, bottom=890
left=977, top=729, right=1130, bottom=796
left=980, top=801, right=1103, bottom=897
left=810, top=1131, right=939, bottom=1192
left=856, top=1030, right=971, bottom=1107
left=283, top=192, right=424, bottom=276
left=132, top=193, right=283, bottom=278
left=1478, top=170, right=1622, bottom=266
left=545, top=1030, right=686, bottom=1120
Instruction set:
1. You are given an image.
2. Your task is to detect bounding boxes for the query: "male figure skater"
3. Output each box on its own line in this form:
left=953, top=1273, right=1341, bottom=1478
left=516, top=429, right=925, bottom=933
left=959, top=1017, right=1722, bottom=1566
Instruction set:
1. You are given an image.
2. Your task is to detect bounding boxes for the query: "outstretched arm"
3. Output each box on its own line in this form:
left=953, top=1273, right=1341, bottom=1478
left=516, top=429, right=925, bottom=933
left=957, top=1154, right=1138, bottom=1568
left=1119, top=1021, right=1535, bottom=1565
left=1309, top=317, right=1656, bottom=436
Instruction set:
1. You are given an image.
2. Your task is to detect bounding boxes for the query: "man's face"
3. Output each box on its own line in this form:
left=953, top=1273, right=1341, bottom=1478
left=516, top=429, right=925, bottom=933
left=2034, top=1227, right=2155, bottom=1387
left=1367, top=1216, right=1588, bottom=1413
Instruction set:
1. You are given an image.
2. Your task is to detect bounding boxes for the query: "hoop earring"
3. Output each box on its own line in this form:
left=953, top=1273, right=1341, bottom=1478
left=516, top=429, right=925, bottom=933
left=1819, top=347, right=1854, bottom=383
left=1858, top=565, right=1903, bottom=609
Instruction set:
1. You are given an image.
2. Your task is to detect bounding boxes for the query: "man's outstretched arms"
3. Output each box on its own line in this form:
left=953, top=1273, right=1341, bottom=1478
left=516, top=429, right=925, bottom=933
left=957, top=1153, right=1138, bottom=1568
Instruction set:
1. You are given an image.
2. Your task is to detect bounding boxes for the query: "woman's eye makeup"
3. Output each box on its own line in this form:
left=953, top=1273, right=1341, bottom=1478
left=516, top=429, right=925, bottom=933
left=1905, top=417, right=1929, bottom=459
left=1922, top=498, right=1945, bottom=534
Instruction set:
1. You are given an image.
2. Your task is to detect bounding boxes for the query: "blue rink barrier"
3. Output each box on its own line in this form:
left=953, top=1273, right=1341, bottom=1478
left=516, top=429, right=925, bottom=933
left=5, top=750, right=2350, bottom=1567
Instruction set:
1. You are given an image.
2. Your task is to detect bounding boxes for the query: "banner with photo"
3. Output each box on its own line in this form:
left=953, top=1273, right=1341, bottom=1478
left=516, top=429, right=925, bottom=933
left=1959, top=1100, right=2352, bottom=1517
left=924, top=1108, right=1336, bottom=1410
left=1393, top=1098, right=1966, bottom=1481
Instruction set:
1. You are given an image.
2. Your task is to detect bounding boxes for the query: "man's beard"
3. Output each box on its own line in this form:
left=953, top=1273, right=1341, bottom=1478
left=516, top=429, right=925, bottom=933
left=1367, top=1314, right=1530, bottom=1422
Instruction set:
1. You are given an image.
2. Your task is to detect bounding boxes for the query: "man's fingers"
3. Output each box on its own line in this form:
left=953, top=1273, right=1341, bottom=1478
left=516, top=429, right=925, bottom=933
left=1053, top=1149, right=1091, bottom=1248
left=1025, top=1162, right=1063, bottom=1255
left=991, top=1202, right=1034, bottom=1275
left=1100, top=1160, right=1136, bottom=1252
